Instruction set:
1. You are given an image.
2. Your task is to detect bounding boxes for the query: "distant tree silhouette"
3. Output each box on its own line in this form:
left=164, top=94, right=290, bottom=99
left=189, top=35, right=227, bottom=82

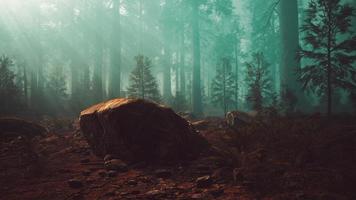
left=245, top=52, right=272, bottom=111
left=127, top=55, right=161, bottom=103
left=46, top=65, right=68, bottom=114
left=172, top=92, right=188, bottom=113
left=298, top=0, right=356, bottom=116
left=0, top=55, right=21, bottom=114
left=211, top=57, right=236, bottom=115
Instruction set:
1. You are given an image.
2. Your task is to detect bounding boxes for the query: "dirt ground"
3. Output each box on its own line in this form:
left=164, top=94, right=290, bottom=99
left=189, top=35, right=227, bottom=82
left=0, top=116, right=355, bottom=200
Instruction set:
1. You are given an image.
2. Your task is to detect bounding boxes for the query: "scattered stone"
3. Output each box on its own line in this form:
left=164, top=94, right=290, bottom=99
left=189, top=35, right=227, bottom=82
left=80, top=158, right=90, bottom=164
left=233, top=168, right=244, bottom=183
left=127, top=180, right=137, bottom=186
left=103, top=154, right=113, bottom=162
left=209, top=188, right=224, bottom=197
left=145, top=189, right=162, bottom=197
left=104, top=190, right=116, bottom=197
left=89, top=167, right=100, bottom=172
left=191, top=193, right=204, bottom=199
left=104, top=159, right=128, bottom=172
left=196, top=175, right=213, bottom=188
left=107, top=170, right=117, bottom=177
left=68, top=179, right=83, bottom=189
left=154, top=169, right=172, bottom=178
left=82, top=151, right=91, bottom=156
left=98, top=170, right=107, bottom=177
left=71, top=193, right=83, bottom=200
left=85, top=178, right=95, bottom=185
left=295, top=191, right=306, bottom=199
left=130, top=190, right=140, bottom=195
left=82, top=170, right=91, bottom=176
left=138, top=176, right=152, bottom=184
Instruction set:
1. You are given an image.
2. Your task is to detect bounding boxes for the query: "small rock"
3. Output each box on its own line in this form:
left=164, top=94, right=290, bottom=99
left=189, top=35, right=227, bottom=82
left=82, top=170, right=91, bottom=176
left=127, top=180, right=137, bottom=186
left=154, top=169, right=172, bottom=178
left=233, top=168, right=244, bottom=183
left=295, top=191, right=306, bottom=199
left=191, top=193, right=204, bottom=199
left=104, top=154, right=113, bottom=162
left=104, top=159, right=128, bottom=172
left=104, top=190, right=116, bottom=196
left=68, top=179, right=83, bottom=189
left=89, top=167, right=100, bottom=172
left=209, top=188, right=224, bottom=197
left=83, top=151, right=91, bottom=156
left=71, top=193, right=83, bottom=200
left=139, top=176, right=152, bottom=183
left=107, top=170, right=117, bottom=177
left=80, top=158, right=90, bottom=164
left=145, top=189, right=161, bottom=197
left=130, top=190, right=140, bottom=195
left=196, top=175, right=213, bottom=188
left=86, top=178, right=95, bottom=184
left=98, top=170, right=107, bottom=177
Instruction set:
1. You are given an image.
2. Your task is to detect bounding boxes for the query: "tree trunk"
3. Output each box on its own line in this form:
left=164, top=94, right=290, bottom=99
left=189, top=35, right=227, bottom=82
left=36, top=8, right=44, bottom=111
left=192, top=2, right=203, bottom=116
left=175, top=62, right=179, bottom=96
left=179, top=14, right=186, bottom=97
left=71, top=58, right=79, bottom=102
left=327, top=8, right=332, bottom=117
left=82, top=63, right=90, bottom=104
left=279, top=0, right=301, bottom=110
left=23, top=64, right=28, bottom=106
left=93, top=2, right=103, bottom=102
left=234, top=37, right=239, bottom=110
left=109, top=0, right=122, bottom=99
left=30, top=64, right=37, bottom=109
left=163, top=48, right=172, bottom=102
left=223, top=59, right=227, bottom=116
left=139, top=0, right=143, bottom=53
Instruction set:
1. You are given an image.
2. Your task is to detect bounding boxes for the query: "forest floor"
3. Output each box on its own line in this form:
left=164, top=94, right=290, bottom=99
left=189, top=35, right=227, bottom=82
left=0, top=116, right=355, bottom=200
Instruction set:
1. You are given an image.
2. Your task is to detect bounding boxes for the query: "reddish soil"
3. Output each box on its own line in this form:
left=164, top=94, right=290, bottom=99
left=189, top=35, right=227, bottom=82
left=0, top=117, right=355, bottom=200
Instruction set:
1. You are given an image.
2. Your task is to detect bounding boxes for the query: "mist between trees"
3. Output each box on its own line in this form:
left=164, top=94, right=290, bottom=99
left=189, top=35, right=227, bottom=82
left=0, top=0, right=355, bottom=117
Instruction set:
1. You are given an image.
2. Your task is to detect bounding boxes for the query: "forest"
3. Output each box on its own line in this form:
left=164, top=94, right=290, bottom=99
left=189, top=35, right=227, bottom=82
left=0, top=0, right=354, bottom=117
left=0, top=0, right=356, bottom=200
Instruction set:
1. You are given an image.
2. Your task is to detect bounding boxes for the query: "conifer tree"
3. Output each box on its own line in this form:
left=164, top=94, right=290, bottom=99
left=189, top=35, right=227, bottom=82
left=245, top=52, right=272, bottom=111
left=127, top=55, right=161, bottom=103
left=211, top=57, right=236, bottom=115
left=0, top=55, right=21, bottom=114
left=298, top=0, right=356, bottom=116
left=47, top=66, right=67, bottom=100
left=46, top=65, right=68, bottom=114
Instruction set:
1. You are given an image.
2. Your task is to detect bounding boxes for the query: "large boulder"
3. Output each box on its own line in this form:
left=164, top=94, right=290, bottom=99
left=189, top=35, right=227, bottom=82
left=79, top=98, right=207, bottom=162
left=0, top=118, right=48, bottom=139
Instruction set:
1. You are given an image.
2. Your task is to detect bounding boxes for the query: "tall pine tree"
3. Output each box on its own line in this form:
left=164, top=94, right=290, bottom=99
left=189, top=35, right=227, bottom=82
left=245, top=52, right=273, bottom=111
left=0, top=55, right=21, bottom=114
left=298, top=0, right=356, bottom=116
left=127, top=55, right=161, bottom=103
left=46, top=65, right=68, bottom=114
left=211, top=57, right=236, bottom=115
